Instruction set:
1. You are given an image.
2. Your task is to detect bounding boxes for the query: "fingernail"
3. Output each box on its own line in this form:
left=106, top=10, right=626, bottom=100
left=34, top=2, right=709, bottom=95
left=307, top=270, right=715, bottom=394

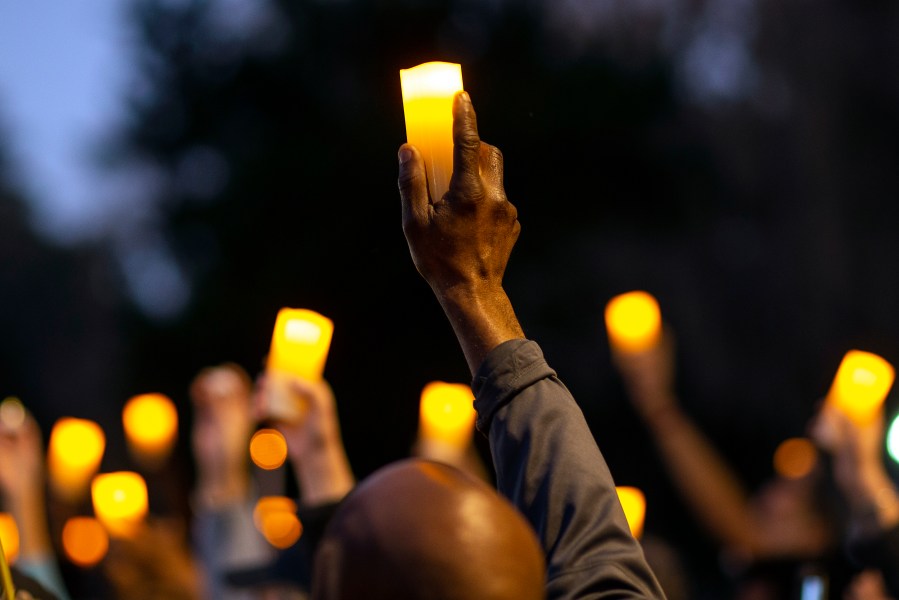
left=398, top=147, right=412, bottom=165
left=459, top=91, right=470, bottom=103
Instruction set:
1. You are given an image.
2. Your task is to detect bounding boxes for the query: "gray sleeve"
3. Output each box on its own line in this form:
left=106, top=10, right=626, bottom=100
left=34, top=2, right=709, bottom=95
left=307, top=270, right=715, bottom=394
left=473, top=339, right=666, bottom=599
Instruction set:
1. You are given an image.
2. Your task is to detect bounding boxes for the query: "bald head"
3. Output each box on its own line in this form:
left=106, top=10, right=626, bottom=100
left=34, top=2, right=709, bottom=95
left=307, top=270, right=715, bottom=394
left=312, top=459, right=545, bottom=600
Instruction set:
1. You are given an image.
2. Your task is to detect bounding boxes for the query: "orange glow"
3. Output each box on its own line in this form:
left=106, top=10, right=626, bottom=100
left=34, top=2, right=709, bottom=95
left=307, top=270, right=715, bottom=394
left=418, top=382, right=476, bottom=449
left=91, top=472, right=148, bottom=538
left=48, top=418, right=106, bottom=503
left=122, top=393, right=178, bottom=465
left=826, top=350, right=895, bottom=425
left=249, top=429, right=288, bottom=470
left=604, top=291, right=662, bottom=354
left=253, top=496, right=303, bottom=549
left=773, top=437, right=818, bottom=480
left=616, top=486, right=646, bottom=539
left=0, top=514, right=19, bottom=564
left=62, top=517, right=109, bottom=567
left=400, top=62, right=464, bottom=203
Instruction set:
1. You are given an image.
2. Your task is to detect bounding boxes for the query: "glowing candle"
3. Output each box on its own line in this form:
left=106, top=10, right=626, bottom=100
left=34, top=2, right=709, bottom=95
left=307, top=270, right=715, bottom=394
left=615, top=486, right=646, bottom=539
left=418, top=382, right=476, bottom=450
left=826, top=350, right=895, bottom=425
left=400, top=62, right=464, bottom=203
left=773, top=437, right=818, bottom=480
left=0, top=514, right=19, bottom=564
left=249, top=428, right=288, bottom=470
left=265, top=308, right=334, bottom=422
left=48, top=418, right=106, bottom=503
left=253, top=496, right=303, bottom=549
left=604, top=291, right=662, bottom=354
left=91, top=472, right=148, bottom=538
left=122, top=393, right=178, bottom=466
left=62, top=517, right=109, bottom=567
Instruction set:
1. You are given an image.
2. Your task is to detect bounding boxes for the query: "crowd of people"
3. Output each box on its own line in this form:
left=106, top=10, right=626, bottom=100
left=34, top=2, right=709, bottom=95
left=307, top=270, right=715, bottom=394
left=0, top=91, right=897, bottom=599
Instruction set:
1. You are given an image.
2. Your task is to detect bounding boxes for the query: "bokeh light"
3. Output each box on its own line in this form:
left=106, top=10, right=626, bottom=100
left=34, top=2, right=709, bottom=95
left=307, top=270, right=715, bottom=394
left=0, top=514, right=19, bottom=565
left=253, top=496, right=302, bottom=549
left=887, top=413, right=899, bottom=465
left=62, top=516, right=109, bottom=567
left=604, top=291, right=662, bottom=354
left=773, top=437, right=818, bottom=480
left=122, top=393, right=178, bottom=464
left=48, top=418, right=106, bottom=503
left=418, top=382, right=476, bottom=449
left=616, top=486, right=646, bottom=539
left=249, top=428, right=288, bottom=470
left=91, top=472, right=148, bottom=538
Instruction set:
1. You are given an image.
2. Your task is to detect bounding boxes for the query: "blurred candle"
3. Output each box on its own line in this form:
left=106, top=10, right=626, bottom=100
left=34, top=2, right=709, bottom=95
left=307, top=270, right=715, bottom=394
left=615, top=486, right=646, bottom=539
left=604, top=291, right=662, bottom=354
left=62, top=516, right=109, bottom=567
left=122, top=393, right=178, bottom=466
left=0, top=514, right=19, bottom=564
left=253, top=496, right=303, bottom=549
left=265, top=308, right=334, bottom=422
left=400, top=61, right=464, bottom=203
left=773, top=437, right=818, bottom=480
left=418, top=382, right=476, bottom=450
left=826, top=350, right=895, bottom=425
left=48, top=418, right=106, bottom=503
left=91, top=472, right=148, bottom=538
left=249, top=428, right=288, bottom=470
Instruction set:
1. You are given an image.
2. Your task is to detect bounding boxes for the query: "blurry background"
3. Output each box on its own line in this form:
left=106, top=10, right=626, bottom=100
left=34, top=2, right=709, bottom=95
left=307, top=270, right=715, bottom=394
left=1, top=0, right=898, bottom=597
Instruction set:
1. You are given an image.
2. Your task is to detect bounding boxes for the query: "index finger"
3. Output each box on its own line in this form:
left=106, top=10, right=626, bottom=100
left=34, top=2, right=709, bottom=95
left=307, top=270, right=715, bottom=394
left=451, top=91, right=482, bottom=191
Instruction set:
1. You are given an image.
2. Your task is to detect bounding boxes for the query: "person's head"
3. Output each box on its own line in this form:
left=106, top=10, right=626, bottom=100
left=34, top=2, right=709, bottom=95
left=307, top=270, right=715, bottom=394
left=312, top=458, right=545, bottom=600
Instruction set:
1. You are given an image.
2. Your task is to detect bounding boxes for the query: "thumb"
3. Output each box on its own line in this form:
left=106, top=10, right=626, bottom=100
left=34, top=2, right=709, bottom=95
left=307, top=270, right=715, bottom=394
left=398, top=143, right=429, bottom=226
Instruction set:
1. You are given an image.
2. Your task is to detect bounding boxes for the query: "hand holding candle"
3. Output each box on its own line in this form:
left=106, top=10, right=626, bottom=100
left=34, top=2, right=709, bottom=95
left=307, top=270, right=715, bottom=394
left=265, top=308, right=334, bottom=423
left=826, top=350, right=895, bottom=425
left=400, top=61, right=464, bottom=202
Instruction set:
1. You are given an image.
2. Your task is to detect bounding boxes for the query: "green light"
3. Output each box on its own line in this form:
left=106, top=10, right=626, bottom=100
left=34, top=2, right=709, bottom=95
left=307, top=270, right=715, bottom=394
left=887, top=412, right=899, bottom=465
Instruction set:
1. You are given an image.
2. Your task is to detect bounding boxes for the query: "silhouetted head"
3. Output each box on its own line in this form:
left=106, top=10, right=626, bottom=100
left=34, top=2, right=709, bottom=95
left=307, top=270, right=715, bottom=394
left=312, top=458, right=545, bottom=600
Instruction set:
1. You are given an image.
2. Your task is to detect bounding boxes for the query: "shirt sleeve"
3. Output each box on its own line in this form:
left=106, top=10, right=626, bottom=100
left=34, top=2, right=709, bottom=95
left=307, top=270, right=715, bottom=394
left=473, top=338, right=666, bottom=599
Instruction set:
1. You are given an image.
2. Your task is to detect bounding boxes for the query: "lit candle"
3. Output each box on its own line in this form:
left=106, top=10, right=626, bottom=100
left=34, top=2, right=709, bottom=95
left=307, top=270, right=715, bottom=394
left=122, top=393, right=178, bottom=467
left=0, top=514, right=19, bottom=564
left=253, top=496, right=303, bottom=549
left=62, top=517, right=109, bottom=567
left=400, top=62, right=464, bottom=202
left=418, top=381, right=476, bottom=451
left=826, top=350, right=895, bottom=425
left=91, top=472, right=149, bottom=538
left=265, top=308, right=334, bottom=422
left=604, top=291, right=662, bottom=354
left=615, top=486, right=646, bottom=539
left=48, top=418, right=106, bottom=503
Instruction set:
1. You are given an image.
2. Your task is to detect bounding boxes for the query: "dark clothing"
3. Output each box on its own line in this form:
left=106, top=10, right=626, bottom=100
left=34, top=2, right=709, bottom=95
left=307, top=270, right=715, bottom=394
left=848, top=521, right=899, bottom=597
left=473, top=338, right=666, bottom=599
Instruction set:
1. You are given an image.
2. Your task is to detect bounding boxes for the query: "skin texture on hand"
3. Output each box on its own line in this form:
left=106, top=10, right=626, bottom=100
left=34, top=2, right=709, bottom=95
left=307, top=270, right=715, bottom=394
left=398, top=91, right=524, bottom=375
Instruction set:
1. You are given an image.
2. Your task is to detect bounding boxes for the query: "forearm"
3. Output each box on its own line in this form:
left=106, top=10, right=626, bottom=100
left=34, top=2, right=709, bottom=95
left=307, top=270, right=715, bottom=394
left=434, top=283, right=524, bottom=376
left=8, top=487, right=53, bottom=559
left=843, top=465, right=899, bottom=538
left=643, top=405, right=759, bottom=556
left=295, top=441, right=355, bottom=508
left=475, top=340, right=665, bottom=599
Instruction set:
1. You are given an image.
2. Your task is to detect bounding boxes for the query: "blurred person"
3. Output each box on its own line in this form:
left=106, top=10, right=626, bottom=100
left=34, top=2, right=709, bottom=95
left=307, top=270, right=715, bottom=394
left=611, top=328, right=839, bottom=598
left=810, top=403, right=899, bottom=597
left=190, top=363, right=275, bottom=599
left=0, top=405, right=70, bottom=600
left=310, top=90, right=666, bottom=598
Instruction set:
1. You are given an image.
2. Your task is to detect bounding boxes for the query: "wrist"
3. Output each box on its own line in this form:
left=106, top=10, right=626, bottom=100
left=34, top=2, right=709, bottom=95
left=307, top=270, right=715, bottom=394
left=296, top=444, right=355, bottom=508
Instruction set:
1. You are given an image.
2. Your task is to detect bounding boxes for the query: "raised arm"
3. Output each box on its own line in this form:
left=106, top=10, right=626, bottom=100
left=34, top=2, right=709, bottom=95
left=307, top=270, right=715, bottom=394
left=398, top=91, right=664, bottom=598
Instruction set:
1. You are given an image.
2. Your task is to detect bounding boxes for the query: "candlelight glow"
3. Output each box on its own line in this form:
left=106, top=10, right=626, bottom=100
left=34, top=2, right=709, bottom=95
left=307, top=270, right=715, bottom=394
left=773, top=437, right=818, bottom=479
left=249, top=429, right=288, bottom=470
left=91, top=472, right=148, bottom=538
left=253, top=496, right=302, bottom=549
left=266, top=308, right=334, bottom=422
left=419, top=382, right=476, bottom=449
left=48, top=418, right=106, bottom=502
left=123, top=393, right=178, bottom=465
left=62, top=517, right=109, bottom=567
left=400, top=61, right=464, bottom=203
left=604, top=291, right=662, bottom=354
left=616, top=486, right=646, bottom=539
left=0, top=515, right=19, bottom=564
left=826, top=350, right=895, bottom=425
